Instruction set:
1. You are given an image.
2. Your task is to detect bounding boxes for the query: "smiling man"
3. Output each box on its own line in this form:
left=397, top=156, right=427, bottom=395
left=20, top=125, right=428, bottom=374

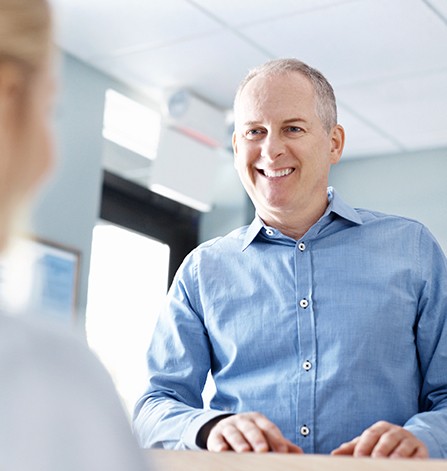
left=134, top=59, right=447, bottom=459
left=232, top=63, right=344, bottom=241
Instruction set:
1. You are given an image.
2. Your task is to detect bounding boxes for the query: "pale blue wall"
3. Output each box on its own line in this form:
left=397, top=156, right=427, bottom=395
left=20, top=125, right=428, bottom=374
left=329, top=147, right=447, bottom=252
left=30, top=54, right=105, bottom=329
left=31, top=53, right=147, bottom=329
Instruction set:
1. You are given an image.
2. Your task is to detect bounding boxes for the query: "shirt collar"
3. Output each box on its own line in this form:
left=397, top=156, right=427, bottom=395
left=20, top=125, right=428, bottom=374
left=242, top=216, right=264, bottom=251
left=325, top=186, right=363, bottom=226
left=241, top=187, right=363, bottom=251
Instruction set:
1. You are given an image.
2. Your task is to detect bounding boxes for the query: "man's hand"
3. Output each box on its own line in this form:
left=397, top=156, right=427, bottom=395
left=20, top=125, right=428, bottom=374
left=206, top=412, right=303, bottom=453
left=331, top=421, right=428, bottom=458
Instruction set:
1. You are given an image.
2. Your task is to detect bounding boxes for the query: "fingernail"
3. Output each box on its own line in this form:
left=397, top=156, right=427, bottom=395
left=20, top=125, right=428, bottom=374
left=254, top=444, right=269, bottom=452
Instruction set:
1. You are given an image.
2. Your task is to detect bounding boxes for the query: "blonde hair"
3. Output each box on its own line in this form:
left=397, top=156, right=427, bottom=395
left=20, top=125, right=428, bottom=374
left=0, top=0, right=51, bottom=73
left=234, top=58, right=337, bottom=133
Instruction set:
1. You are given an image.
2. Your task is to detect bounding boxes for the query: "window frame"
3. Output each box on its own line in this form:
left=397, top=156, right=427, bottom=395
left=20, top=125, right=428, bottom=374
left=100, top=170, right=200, bottom=287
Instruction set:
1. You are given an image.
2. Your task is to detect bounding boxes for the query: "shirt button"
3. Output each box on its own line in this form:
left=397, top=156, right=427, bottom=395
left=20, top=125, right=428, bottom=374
left=299, top=299, right=309, bottom=309
left=303, top=361, right=312, bottom=371
left=300, top=425, right=310, bottom=437
left=298, top=242, right=306, bottom=251
left=265, top=228, right=274, bottom=236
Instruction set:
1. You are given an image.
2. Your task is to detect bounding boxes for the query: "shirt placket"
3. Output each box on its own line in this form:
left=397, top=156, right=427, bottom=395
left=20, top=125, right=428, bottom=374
left=295, top=238, right=316, bottom=452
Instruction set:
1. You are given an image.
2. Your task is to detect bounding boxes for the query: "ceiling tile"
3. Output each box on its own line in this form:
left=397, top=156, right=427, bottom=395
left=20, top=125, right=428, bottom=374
left=50, top=0, right=222, bottom=60
left=190, top=0, right=356, bottom=27
left=50, top=0, right=447, bottom=161
left=240, top=0, right=447, bottom=86
left=426, top=0, right=447, bottom=19
left=337, top=105, right=402, bottom=159
left=97, top=30, right=270, bottom=109
left=337, top=70, right=447, bottom=151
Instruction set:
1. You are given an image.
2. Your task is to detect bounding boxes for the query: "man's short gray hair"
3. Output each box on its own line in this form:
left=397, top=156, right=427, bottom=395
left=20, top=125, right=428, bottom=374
left=234, top=58, right=337, bottom=133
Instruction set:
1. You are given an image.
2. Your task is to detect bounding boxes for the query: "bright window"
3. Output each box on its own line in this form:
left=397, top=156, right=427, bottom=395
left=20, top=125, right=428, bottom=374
left=86, top=222, right=169, bottom=416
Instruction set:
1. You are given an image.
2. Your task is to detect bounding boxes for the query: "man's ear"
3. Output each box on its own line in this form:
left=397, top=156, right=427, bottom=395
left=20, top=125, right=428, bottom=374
left=329, top=124, right=345, bottom=165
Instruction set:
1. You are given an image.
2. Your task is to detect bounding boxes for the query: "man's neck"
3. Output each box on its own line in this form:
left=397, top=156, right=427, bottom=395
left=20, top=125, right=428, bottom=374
left=258, top=197, right=329, bottom=240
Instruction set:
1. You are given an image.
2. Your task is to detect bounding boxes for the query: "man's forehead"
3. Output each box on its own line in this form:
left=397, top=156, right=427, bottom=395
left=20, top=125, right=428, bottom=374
left=234, top=72, right=316, bottom=121
left=240, top=71, right=312, bottom=97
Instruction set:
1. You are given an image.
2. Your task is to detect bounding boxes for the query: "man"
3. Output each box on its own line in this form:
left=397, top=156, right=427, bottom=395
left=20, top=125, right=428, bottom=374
left=134, top=59, right=447, bottom=458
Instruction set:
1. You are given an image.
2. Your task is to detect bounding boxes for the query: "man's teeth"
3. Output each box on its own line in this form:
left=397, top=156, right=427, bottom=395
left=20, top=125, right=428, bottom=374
left=263, top=168, right=293, bottom=178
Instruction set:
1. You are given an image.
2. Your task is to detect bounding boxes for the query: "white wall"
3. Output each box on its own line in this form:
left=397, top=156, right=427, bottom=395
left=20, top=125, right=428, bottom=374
left=329, top=147, right=447, bottom=253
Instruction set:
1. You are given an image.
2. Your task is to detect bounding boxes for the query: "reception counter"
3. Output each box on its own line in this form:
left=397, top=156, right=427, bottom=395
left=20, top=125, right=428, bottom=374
left=146, top=450, right=446, bottom=471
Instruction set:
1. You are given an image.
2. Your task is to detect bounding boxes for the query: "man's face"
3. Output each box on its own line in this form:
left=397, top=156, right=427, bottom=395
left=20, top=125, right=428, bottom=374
left=232, top=71, right=344, bottom=226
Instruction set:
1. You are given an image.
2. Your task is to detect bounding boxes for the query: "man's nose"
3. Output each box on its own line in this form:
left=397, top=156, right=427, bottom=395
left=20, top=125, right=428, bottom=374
left=260, top=133, right=286, bottom=161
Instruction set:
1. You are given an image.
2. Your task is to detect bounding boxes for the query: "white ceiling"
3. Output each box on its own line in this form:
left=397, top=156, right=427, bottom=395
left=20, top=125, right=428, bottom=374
left=50, top=0, right=447, bottom=160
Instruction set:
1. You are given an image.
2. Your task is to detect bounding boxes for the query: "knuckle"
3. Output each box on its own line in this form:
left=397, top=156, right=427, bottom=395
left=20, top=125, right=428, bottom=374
left=400, top=439, right=416, bottom=450
left=221, top=424, right=238, bottom=437
left=213, top=423, right=228, bottom=434
left=362, top=428, right=380, bottom=439
left=239, top=422, right=259, bottom=435
left=217, top=416, right=234, bottom=428
left=248, top=411, right=264, bottom=420
left=375, top=420, right=390, bottom=428
left=386, top=428, right=403, bottom=440
left=233, top=416, right=250, bottom=427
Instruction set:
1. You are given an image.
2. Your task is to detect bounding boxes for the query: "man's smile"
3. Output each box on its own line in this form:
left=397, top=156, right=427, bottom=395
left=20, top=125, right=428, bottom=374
left=258, top=168, right=295, bottom=178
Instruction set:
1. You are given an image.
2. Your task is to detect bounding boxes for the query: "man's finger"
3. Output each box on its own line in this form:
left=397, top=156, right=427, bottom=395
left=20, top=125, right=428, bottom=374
left=207, top=432, right=230, bottom=452
left=370, top=427, right=405, bottom=458
left=252, top=413, right=303, bottom=453
left=285, top=442, right=304, bottom=454
left=388, top=438, right=420, bottom=459
left=236, top=417, right=270, bottom=452
left=332, top=422, right=430, bottom=459
left=211, top=440, right=230, bottom=452
left=331, top=438, right=359, bottom=456
left=262, top=428, right=303, bottom=454
left=411, top=445, right=430, bottom=459
left=251, top=414, right=294, bottom=453
left=207, top=412, right=302, bottom=453
left=353, top=422, right=391, bottom=457
left=209, top=423, right=251, bottom=452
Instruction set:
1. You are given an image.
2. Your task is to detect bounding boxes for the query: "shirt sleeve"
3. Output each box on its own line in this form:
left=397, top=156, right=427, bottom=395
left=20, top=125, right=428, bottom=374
left=133, top=251, right=228, bottom=449
left=403, top=226, right=447, bottom=458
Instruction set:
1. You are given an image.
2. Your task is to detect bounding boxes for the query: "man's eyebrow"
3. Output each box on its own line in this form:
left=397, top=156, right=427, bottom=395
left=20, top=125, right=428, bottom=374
left=242, top=118, right=307, bottom=126
left=242, top=121, right=262, bottom=127
left=283, top=118, right=307, bottom=124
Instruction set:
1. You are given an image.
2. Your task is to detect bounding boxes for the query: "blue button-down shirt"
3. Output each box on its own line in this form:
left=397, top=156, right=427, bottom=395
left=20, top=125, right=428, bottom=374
left=134, top=188, right=447, bottom=457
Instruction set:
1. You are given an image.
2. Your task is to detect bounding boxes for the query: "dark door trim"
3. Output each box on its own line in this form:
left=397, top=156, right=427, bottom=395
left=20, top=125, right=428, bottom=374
left=100, top=171, right=200, bottom=287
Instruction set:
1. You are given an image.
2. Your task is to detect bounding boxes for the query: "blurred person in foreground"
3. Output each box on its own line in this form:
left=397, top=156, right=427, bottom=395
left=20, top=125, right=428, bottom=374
left=134, top=58, right=447, bottom=459
left=0, top=1, right=148, bottom=469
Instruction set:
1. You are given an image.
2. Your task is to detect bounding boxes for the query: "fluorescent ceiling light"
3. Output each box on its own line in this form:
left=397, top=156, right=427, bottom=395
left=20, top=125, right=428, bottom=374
left=103, top=89, right=161, bottom=160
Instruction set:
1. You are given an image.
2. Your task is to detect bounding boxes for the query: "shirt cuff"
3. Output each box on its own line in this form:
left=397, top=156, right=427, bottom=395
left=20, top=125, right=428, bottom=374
left=404, top=424, right=443, bottom=458
left=181, top=410, right=233, bottom=450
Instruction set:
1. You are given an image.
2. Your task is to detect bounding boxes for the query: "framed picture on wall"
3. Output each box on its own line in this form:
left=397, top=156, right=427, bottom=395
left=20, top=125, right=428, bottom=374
left=0, top=236, right=80, bottom=326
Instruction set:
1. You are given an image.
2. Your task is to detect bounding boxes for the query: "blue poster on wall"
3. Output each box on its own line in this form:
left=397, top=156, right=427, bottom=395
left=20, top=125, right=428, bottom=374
left=0, top=237, right=80, bottom=326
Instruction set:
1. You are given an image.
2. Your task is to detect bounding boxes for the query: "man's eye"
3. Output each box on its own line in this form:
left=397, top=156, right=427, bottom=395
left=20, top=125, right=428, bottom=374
left=286, top=126, right=302, bottom=133
left=245, top=129, right=265, bottom=139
